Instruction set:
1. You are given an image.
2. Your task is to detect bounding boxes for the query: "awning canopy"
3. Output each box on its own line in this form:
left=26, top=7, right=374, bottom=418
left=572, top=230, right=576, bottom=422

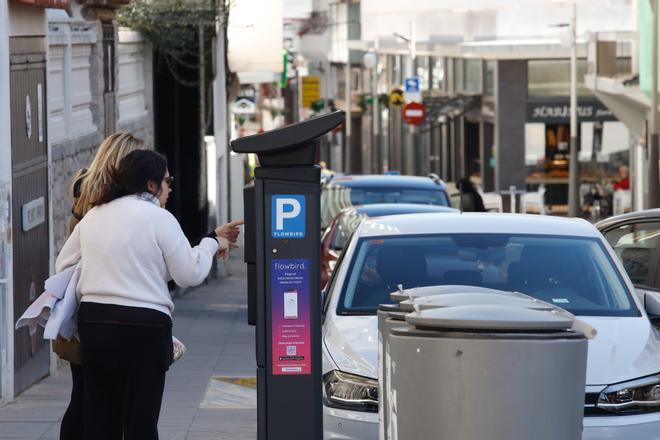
left=424, top=94, right=481, bottom=122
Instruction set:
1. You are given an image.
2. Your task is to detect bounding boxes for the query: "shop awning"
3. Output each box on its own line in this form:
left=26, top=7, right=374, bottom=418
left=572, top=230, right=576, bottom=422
left=424, top=95, right=481, bottom=122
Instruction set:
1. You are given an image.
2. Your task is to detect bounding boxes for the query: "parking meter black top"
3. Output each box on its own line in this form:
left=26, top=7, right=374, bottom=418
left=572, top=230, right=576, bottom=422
left=230, top=111, right=345, bottom=440
left=231, top=110, right=345, bottom=166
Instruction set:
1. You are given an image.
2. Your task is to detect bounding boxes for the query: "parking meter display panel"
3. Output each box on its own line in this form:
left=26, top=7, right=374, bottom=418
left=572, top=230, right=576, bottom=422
left=265, top=180, right=321, bottom=437
left=338, top=233, right=638, bottom=317
left=601, top=221, right=660, bottom=289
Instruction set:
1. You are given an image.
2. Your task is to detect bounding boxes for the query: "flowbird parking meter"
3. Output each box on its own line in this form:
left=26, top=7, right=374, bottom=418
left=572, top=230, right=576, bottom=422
left=231, top=111, right=345, bottom=440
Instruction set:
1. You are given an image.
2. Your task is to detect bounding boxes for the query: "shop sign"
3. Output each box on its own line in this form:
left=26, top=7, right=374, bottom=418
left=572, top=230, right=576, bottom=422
left=526, top=100, right=616, bottom=123
left=22, top=197, right=45, bottom=232
left=271, top=259, right=311, bottom=375
left=301, top=76, right=321, bottom=108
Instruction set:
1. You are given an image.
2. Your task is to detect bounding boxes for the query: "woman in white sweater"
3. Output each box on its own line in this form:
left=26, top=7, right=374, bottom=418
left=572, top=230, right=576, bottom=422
left=56, top=149, right=236, bottom=440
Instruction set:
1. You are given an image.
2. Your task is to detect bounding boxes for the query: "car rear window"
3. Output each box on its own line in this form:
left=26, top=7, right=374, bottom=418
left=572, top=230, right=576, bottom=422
left=338, top=233, right=638, bottom=317
left=321, top=186, right=449, bottom=228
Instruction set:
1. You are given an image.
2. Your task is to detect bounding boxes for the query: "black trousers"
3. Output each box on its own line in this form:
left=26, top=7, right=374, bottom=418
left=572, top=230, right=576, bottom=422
left=77, top=303, right=173, bottom=440
left=59, top=363, right=84, bottom=440
left=59, top=362, right=123, bottom=440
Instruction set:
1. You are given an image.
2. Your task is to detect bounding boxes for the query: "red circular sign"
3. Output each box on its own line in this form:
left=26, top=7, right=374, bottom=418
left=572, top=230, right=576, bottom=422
left=403, top=102, right=426, bottom=125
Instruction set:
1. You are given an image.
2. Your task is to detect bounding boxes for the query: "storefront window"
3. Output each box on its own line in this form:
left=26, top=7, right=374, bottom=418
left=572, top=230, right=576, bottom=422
left=464, top=59, right=482, bottom=93
left=431, top=57, right=446, bottom=92
left=524, top=118, right=630, bottom=219
left=484, top=60, right=495, bottom=97
left=527, top=59, right=592, bottom=97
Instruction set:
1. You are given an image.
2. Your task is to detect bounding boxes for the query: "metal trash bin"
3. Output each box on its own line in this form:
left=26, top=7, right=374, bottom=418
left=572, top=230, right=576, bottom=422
left=389, top=304, right=588, bottom=440
left=377, top=304, right=406, bottom=440
left=379, top=290, right=557, bottom=440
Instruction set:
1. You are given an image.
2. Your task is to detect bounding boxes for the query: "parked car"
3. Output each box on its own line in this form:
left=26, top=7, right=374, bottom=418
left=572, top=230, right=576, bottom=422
left=596, top=209, right=660, bottom=290
left=322, top=212, right=660, bottom=439
left=321, top=174, right=450, bottom=229
left=321, top=203, right=458, bottom=286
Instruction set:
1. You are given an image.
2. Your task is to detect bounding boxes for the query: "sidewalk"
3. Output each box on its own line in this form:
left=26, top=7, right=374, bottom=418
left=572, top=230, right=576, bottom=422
left=0, top=256, right=257, bottom=440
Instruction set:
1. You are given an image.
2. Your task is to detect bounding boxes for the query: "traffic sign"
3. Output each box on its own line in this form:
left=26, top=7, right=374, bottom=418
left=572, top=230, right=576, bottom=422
left=232, top=98, right=256, bottom=114
left=389, top=88, right=405, bottom=107
left=404, top=76, right=420, bottom=93
left=403, top=102, right=426, bottom=125
left=404, top=76, right=422, bottom=103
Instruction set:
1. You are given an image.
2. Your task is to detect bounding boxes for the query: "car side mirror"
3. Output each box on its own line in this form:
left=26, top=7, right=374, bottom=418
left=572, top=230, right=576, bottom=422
left=636, top=288, right=660, bottom=323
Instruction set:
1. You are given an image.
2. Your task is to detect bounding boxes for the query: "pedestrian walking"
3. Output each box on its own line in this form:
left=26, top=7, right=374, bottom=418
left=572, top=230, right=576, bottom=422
left=56, top=149, right=241, bottom=440
left=57, top=132, right=145, bottom=440
left=456, top=177, right=487, bottom=212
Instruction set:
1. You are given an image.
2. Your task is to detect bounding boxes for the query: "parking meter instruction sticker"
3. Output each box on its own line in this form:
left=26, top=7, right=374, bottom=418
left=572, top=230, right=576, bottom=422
left=272, top=195, right=305, bottom=238
left=271, top=259, right=311, bottom=375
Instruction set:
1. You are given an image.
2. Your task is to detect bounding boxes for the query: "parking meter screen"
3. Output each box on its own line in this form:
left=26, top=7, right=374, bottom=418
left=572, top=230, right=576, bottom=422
left=271, top=259, right=312, bottom=375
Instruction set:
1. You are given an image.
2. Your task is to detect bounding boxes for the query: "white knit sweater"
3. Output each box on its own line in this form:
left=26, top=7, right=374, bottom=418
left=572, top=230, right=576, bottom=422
left=55, top=195, right=219, bottom=316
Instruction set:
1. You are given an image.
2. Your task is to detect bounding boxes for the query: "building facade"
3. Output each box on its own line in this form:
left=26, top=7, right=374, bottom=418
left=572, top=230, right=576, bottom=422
left=0, top=0, right=153, bottom=402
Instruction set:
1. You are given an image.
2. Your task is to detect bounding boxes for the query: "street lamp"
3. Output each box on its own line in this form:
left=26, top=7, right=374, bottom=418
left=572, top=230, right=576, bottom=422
left=552, top=3, right=579, bottom=217
left=363, top=48, right=380, bottom=173
left=649, top=0, right=660, bottom=208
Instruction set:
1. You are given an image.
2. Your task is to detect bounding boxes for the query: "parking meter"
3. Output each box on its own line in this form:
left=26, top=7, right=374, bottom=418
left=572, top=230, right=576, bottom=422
left=231, top=111, right=345, bottom=440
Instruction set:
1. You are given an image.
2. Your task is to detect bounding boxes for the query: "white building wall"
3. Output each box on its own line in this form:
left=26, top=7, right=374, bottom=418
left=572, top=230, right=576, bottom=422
left=48, top=16, right=103, bottom=256
left=48, top=22, right=154, bottom=255
left=116, top=28, right=153, bottom=146
left=117, top=29, right=150, bottom=129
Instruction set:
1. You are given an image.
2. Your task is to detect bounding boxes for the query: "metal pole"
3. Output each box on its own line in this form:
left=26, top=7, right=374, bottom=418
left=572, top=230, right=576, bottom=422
left=372, top=40, right=379, bottom=173
left=345, top=49, right=352, bottom=172
left=649, top=0, right=660, bottom=208
left=568, top=2, right=580, bottom=217
left=406, top=21, right=416, bottom=175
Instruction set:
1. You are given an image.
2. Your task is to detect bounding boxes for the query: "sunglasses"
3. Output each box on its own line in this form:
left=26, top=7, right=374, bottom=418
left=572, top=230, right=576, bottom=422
left=162, top=176, right=174, bottom=187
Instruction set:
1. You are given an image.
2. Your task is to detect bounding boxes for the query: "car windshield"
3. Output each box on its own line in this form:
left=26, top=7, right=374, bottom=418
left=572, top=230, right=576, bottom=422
left=321, top=186, right=449, bottom=228
left=339, top=233, right=638, bottom=317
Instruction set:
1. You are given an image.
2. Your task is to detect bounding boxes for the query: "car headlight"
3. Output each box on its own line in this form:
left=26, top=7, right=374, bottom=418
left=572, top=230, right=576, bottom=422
left=597, top=373, right=660, bottom=415
left=323, top=370, right=378, bottom=413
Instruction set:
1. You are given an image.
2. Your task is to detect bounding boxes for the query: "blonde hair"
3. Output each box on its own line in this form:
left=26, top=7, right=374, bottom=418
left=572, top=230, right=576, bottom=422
left=69, top=132, right=145, bottom=231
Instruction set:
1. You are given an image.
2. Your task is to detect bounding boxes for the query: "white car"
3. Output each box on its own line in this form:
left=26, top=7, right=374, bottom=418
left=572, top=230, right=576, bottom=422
left=322, top=213, right=660, bottom=439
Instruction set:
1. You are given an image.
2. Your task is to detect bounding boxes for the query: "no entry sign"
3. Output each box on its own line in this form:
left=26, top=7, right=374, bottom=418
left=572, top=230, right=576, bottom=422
left=403, top=102, right=426, bottom=125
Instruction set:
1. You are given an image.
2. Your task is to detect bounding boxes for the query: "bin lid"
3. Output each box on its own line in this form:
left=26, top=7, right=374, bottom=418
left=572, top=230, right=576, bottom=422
left=387, top=311, right=408, bottom=321
left=406, top=304, right=575, bottom=332
left=390, top=285, right=511, bottom=303
left=378, top=303, right=403, bottom=313
left=398, top=293, right=554, bottom=312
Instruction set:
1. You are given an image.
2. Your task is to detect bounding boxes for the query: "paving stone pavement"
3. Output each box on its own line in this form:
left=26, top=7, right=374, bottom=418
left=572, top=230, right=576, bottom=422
left=0, top=255, right=257, bottom=440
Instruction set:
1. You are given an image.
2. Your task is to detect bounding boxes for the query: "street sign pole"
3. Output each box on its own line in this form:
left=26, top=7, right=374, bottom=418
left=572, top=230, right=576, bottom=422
left=231, top=111, right=345, bottom=440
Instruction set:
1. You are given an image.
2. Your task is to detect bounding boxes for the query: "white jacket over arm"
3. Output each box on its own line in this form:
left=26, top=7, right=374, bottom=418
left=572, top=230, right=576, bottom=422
left=55, top=195, right=219, bottom=316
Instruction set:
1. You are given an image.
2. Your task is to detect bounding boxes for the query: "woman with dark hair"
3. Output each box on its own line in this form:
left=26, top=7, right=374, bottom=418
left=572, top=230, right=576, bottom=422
left=55, top=149, right=237, bottom=440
